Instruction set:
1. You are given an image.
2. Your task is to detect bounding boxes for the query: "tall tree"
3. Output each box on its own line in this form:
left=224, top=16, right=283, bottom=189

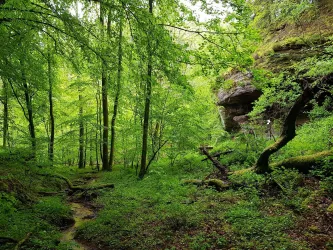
left=47, top=51, right=55, bottom=162
left=20, top=59, right=36, bottom=156
left=109, top=12, right=123, bottom=170
left=2, top=77, right=9, bottom=148
left=78, top=85, right=85, bottom=169
left=139, top=0, right=154, bottom=179
left=100, top=4, right=109, bottom=171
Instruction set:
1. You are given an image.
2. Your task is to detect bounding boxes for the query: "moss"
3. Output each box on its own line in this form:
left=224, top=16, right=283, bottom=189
left=308, top=225, right=321, bottom=233
left=327, top=203, right=333, bottom=213
left=203, top=179, right=229, bottom=191
left=272, top=37, right=307, bottom=52
left=301, top=190, right=325, bottom=209
left=271, top=150, right=333, bottom=173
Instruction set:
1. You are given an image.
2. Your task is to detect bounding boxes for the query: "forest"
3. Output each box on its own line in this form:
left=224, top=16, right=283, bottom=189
left=0, top=0, right=333, bottom=249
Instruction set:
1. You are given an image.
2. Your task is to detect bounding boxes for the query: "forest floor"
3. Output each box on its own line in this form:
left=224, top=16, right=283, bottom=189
left=0, top=150, right=333, bottom=250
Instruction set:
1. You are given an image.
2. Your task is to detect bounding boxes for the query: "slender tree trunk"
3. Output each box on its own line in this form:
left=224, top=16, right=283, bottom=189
left=90, top=129, right=93, bottom=167
left=61, top=125, right=65, bottom=164
left=47, top=52, right=55, bottom=163
left=21, top=60, right=36, bottom=156
left=2, top=78, right=8, bottom=148
left=109, top=14, right=123, bottom=169
left=100, top=6, right=109, bottom=171
left=78, top=88, right=85, bottom=169
left=84, top=123, right=87, bottom=168
left=139, top=0, right=154, bottom=179
left=95, top=92, right=100, bottom=171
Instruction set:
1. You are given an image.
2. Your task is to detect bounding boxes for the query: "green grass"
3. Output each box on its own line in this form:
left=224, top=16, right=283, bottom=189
left=1, top=126, right=332, bottom=250
left=75, top=157, right=314, bottom=250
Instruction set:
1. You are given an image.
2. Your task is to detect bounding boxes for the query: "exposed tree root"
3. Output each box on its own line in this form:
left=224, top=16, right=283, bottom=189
left=182, top=179, right=229, bottom=191
left=37, top=173, right=114, bottom=192
left=229, top=150, right=332, bottom=176
left=271, top=150, right=333, bottom=173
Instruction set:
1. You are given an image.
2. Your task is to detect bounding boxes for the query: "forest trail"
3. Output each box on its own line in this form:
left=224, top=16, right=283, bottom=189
left=60, top=175, right=98, bottom=250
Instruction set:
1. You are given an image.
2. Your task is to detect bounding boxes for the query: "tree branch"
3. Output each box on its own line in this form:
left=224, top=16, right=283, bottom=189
left=159, top=24, right=241, bottom=35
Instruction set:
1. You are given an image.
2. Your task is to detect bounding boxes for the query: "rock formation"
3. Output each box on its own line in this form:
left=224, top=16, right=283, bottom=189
left=217, top=71, right=262, bottom=131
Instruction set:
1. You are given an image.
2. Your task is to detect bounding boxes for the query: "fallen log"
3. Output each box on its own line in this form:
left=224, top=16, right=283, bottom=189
left=201, top=150, right=233, bottom=161
left=200, top=147, right=228, bottom=180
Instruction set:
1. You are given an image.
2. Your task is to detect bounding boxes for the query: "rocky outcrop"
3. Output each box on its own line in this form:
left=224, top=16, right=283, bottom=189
left=217, top=0, right=333, bottom=132
left=217, top=71, right=262, bottom=131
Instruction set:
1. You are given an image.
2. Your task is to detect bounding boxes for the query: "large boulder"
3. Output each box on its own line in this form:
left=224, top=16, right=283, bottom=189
left=217, top=71, right=262, bottom=131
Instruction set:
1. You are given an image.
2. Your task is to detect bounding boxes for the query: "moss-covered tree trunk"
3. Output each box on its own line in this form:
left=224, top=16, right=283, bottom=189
left=255, top=85, right=316, bottom=173
left=255, top=73, right=333, bottom=173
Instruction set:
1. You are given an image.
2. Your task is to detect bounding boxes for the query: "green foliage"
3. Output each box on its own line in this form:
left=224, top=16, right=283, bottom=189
left=294, top=53, right=333, bottom=77
left=320, top=176, right=333, bottom=198
left=0, top=192, right=18, bottom=214
left=276, top=115, right=333, bottom=160
left=311, top=156, right=333, bottom=197
left=229, top=171, right=265, bottom=188
left=33, top=196, right=73, bottom=227
left=308, top=97, right=333, bottom=120
left=225, top=200, right=296, bottom=250
left=252, top=0, right=316, bottom=30
left=270, top=168, right=303, bottom=196
left=250, top=73, right=302, bottom=118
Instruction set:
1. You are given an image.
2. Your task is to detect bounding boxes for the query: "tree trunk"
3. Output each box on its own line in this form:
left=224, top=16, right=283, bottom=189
left=255, top=82, right=321, bottom=173
left=95, top=91, right=100, bottom=171
left=90, top=128, right=93, bottom=167
left=21, top=60, right=36, bottom=156
left=84, top=123, right=87, bottom=168
left=2, top=78, right=8, bottom=148
left=109, top=14, right=123, bottom=170
left=100, top=6, right=109, bottom=171
left=47, top=52, right=55, bottom=163
left=78, top=88, right=85, bottom=169
left=139, top=0, right=154, bottom=179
